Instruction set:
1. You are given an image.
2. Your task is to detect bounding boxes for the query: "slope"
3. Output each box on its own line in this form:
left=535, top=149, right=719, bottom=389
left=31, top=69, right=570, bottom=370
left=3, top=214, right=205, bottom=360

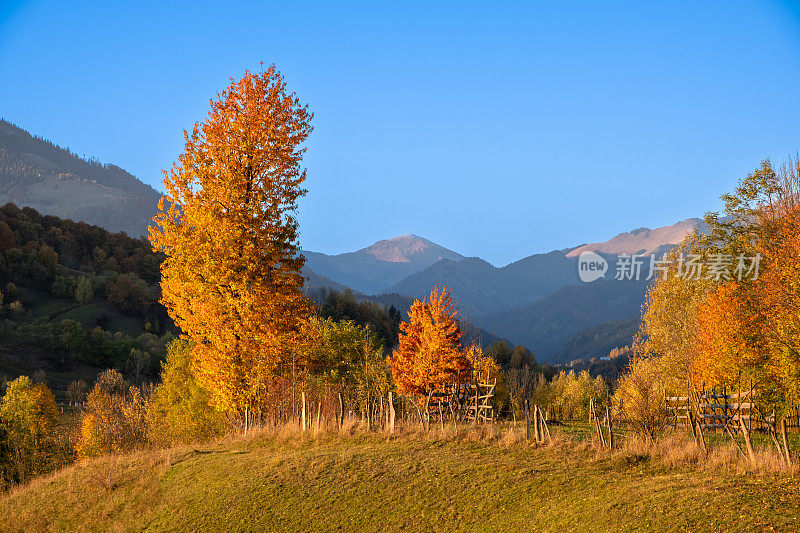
left=552, top=317, right=640, bottom=364
left=0, top=119, right=161, bottom=236
left=1, top=431, right=798, bottom=531
left=476, top=279, right=649, bottom=361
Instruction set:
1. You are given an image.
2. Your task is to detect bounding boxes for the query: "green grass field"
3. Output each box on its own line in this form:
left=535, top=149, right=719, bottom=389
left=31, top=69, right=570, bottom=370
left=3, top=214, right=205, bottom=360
left=1, top=425, right=799, bottom=532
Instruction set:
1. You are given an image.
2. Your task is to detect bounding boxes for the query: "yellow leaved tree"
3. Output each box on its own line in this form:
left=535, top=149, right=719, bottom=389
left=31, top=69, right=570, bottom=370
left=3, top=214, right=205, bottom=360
left=149, top=65, right=313, bottom=417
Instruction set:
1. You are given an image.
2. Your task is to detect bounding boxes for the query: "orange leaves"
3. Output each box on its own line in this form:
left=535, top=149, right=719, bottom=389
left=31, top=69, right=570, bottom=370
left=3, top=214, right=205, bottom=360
left=388, top=286, right=472, bottom=398
left=149, top=66, right=313, bottom=414
left=687, top=159, right=800, bottom=405
left=692, top=282, right=768, bottom=388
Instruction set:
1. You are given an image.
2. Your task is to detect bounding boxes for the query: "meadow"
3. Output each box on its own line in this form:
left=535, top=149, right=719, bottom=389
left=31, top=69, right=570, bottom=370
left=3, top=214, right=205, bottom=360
left=1, top=422, right=798, bottom=532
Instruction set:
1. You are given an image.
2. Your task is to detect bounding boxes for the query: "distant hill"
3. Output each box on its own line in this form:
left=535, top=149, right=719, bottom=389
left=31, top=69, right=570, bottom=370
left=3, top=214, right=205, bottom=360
left=386, top=257, right=511, bottom=317
left=0, top=119, right=161, bottom=237
left=0, top=202, right=175, bottom=400
left=476, top=279, right=648, bottom=362
left=303, top=234, right=463, bottom=294
left=387, top=250, right=581, bottom=317
left=301, top=266, right=352, bottom=293
left=566, top=219, right=704, bottom=257
left=551, top=317, right=640, bottom=364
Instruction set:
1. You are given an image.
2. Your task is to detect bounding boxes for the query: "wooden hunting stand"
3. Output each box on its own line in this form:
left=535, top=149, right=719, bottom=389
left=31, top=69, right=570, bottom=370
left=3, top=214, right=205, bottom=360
left=465, top=378, right=496, bottom=423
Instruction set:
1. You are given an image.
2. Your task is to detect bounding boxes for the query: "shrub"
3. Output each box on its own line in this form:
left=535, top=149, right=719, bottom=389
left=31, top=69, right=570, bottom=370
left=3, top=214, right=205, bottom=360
left=148, top=340, right=225, bottom=445
left=614, top=356, right=666, bottom=439
left=0, top=376, right=63, bottom=488
left=75, top=370, right=149, bottom=459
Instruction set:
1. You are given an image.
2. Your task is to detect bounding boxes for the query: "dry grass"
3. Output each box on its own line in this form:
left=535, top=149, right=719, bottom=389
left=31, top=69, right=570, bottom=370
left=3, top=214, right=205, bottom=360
left=608, top=428, right=800, bottom=476
left=2, top=421, right=799, bottom=531
left=225, top=418, right=799, bottom=476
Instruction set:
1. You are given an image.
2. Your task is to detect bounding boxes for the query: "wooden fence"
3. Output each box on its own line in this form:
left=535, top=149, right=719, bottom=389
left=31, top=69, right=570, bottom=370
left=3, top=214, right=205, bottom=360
left=666, top=388, right=756, bottom=433
left=422, top=379, right=496, bottom=424
left=696, top=389, right=755, bottom=433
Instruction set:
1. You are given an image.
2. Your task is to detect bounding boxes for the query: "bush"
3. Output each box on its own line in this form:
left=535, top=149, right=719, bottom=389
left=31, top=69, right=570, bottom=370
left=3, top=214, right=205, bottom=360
left=148, top=340, right=225, bottom=445
left=0, top=376, right=65, bottom=488
left=75, top=370, right=149, bottom=459
left=614, top=357, right=666, bottom=439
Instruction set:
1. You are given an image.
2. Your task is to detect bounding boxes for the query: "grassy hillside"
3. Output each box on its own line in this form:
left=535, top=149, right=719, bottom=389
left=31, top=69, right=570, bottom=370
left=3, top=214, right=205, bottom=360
left=2, top=426, right=799, bottom=532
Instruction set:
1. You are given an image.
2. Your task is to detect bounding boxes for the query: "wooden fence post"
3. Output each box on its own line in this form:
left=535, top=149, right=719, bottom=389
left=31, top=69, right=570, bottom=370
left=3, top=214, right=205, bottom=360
left=473, top=387, right=479, bottom=426
left=781, top=418, right=791, bottom=464
left=738, top=416, right=756, bottom=466
left=540, top=406, right=552, bottom=444
left=338, top=393, right=344, bottom=429
left=389, top=391, right=395, bottom=434
left=525, top=399, right=531, bottom=440
left=301, top=391, right=306, bottom=432
left=595, top=412, right=606, bottom=449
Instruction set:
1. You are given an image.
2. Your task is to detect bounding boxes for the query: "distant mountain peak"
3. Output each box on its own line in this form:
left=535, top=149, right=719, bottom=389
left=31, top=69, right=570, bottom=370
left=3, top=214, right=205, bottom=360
left=358, top=234, right=462, bottom=264
left=302, top=235, right=464, bottom=294
left=566, top=218, right=705, bottom=257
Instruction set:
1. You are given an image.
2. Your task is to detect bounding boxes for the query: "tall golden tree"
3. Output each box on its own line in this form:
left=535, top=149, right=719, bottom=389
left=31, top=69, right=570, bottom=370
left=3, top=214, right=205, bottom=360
left=150, top=66, right=313, bottom=415
left=388, top=286, right=472, bottom=402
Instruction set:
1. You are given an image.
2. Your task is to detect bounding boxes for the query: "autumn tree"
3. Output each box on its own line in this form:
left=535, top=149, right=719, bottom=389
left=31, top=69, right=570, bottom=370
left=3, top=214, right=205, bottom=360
left=629, top=156, right=800, bottom=419
left=66, top=379, right=88, bottom=407
left=300, top=317, right=390, bottom=421
left=691, top=281, right=770, bottom=391
left=75, top=370, right=148, bottom=458
left=149, top=66, right=313, bottom=416
left=74, top=276, right=93, bottom=304
left=388, top=286, right=472, bottom=403
left=636, top=235, right=714, bottom=393
left=0, top=376, right=60, bottom=484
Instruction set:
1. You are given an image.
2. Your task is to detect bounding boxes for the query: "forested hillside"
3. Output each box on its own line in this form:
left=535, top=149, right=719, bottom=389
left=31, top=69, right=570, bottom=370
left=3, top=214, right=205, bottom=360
left=477, top=279, right=648, bottom=360
left=0, top=202, right=175, bottom=399
left=0, top=120, right=161, bottom=237
left=552, top=317, right=639, bottom=365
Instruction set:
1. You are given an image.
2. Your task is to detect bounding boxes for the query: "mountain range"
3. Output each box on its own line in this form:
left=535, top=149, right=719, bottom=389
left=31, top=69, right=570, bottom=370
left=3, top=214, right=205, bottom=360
left=0, top=121, right=706, bottom=363
left=304, top=222, right=701, bottom=361
left=303, top=234, right=464, bottom=294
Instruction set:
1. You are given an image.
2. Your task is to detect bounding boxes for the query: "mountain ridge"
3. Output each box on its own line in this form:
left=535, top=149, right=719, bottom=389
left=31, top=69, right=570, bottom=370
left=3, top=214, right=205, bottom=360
left=0, top=119, right=161, bottom=237
left=302, top=234, right=464, bottom=294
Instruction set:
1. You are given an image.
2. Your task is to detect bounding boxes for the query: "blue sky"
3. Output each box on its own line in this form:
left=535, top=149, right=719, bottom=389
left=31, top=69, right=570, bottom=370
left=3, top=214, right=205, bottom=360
left=1, top=1, right=799, bottom=266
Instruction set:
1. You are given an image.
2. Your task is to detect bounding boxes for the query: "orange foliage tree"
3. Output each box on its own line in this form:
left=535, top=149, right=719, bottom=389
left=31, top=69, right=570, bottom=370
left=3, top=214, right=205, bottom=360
left=752, top=188, right=800, bottom=407
left=388, top=286, right=472, bottom=402
left=695, top=158, right=800, bottom=407
left=691, top=281, right=770, bottom=390
left=149, top=66, right=313, bottom=415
